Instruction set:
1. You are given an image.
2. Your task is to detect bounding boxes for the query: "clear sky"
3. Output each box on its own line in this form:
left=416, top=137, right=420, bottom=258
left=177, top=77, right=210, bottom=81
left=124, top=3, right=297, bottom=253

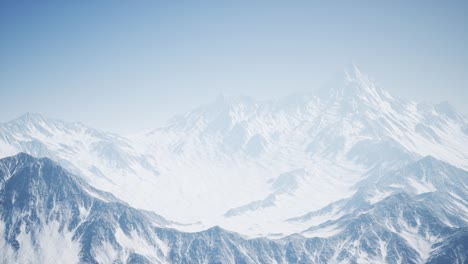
left=1, top=0, right=467, bottom=133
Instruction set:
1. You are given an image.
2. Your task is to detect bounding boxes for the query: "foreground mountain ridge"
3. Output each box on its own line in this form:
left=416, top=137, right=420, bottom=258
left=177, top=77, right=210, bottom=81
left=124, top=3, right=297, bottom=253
left=0, top=153, right=466, bottom=263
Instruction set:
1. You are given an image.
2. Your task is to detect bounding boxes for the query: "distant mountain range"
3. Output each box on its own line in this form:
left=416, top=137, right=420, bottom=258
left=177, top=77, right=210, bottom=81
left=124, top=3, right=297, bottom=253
left=1, top=66, right=467, bottom=263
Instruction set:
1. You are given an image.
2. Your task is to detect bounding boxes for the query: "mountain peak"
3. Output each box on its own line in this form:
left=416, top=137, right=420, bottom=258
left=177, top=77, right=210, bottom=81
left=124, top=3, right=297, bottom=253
left=404, top=155, right=467, bottom=178
left=342, top=65, right=380, bottom=95
left=1, top=113, right=65, bottom=135
left=5, top=112, right=63, bottom=129
left=0, top=152, right=36, bottom=171
left=213, top=94, right=257, bottom=107
left=3, top=152, right=60, bottom=168
left=416, top=155, right=452, bottom=168
left=434, top=101, right=463, bottom=120
left=318, top=65, right=394, bottom=111
left=420, top=155, right=438, bottom=162
left=12, top=151, right=36, bottom=161
left=15, top=112, right=47, bottom=123
left=193, top=94, right=259, bottom=120
left=4, top=113, right=98, bottom=135
left=343, top=64, right=364, bottom=82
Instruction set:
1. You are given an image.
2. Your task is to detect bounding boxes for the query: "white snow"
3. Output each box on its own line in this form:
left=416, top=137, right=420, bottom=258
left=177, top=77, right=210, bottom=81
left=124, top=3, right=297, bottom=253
left=302, top=224, right=342, bottom=238
left=397, top=218, right=441, bottom=263
left=0, top=221, right=81, bottom=264
left=114, top=229, right=167, bottom=263
left=93, top=240, right=118, bottom=264
left=407, top=178, right=437, bottom=194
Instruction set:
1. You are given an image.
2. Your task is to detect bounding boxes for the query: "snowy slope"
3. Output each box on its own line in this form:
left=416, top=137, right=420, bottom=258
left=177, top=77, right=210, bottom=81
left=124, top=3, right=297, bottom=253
left=290, top=156, right=468, bottom=262
left=1, top=66, right=467, bottom=237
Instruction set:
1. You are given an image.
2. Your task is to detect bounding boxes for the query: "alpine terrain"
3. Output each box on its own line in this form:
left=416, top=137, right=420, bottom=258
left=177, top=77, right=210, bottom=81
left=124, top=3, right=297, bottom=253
left=0, top=66, right=467, bottom=263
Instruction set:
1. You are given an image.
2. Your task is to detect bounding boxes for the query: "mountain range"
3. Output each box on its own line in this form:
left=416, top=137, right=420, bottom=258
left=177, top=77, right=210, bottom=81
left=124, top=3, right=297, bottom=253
left=0, top=66, right=467, bottom=263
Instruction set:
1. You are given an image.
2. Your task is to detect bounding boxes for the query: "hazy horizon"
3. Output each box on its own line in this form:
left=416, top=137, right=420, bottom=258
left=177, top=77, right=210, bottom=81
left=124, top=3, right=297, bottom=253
left=1, top=66, right=467, bottom=136
left=1, top=1, right=467, bottom=133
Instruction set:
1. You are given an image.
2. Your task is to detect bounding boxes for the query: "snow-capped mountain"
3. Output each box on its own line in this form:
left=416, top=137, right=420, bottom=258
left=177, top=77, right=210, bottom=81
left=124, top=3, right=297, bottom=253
left=1, top=153, right=465, bottom=263
left=0, top=66, right=467, bottom=238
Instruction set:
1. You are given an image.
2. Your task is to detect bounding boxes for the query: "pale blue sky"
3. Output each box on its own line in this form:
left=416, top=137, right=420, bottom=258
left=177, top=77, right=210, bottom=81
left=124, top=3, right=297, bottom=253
left=1, top=1, right=467, bottom=133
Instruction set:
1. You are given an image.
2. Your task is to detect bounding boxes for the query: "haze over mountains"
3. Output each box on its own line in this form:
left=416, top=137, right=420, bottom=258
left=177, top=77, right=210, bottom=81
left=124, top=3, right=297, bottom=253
left=1, top=67, right=467, bottom=263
